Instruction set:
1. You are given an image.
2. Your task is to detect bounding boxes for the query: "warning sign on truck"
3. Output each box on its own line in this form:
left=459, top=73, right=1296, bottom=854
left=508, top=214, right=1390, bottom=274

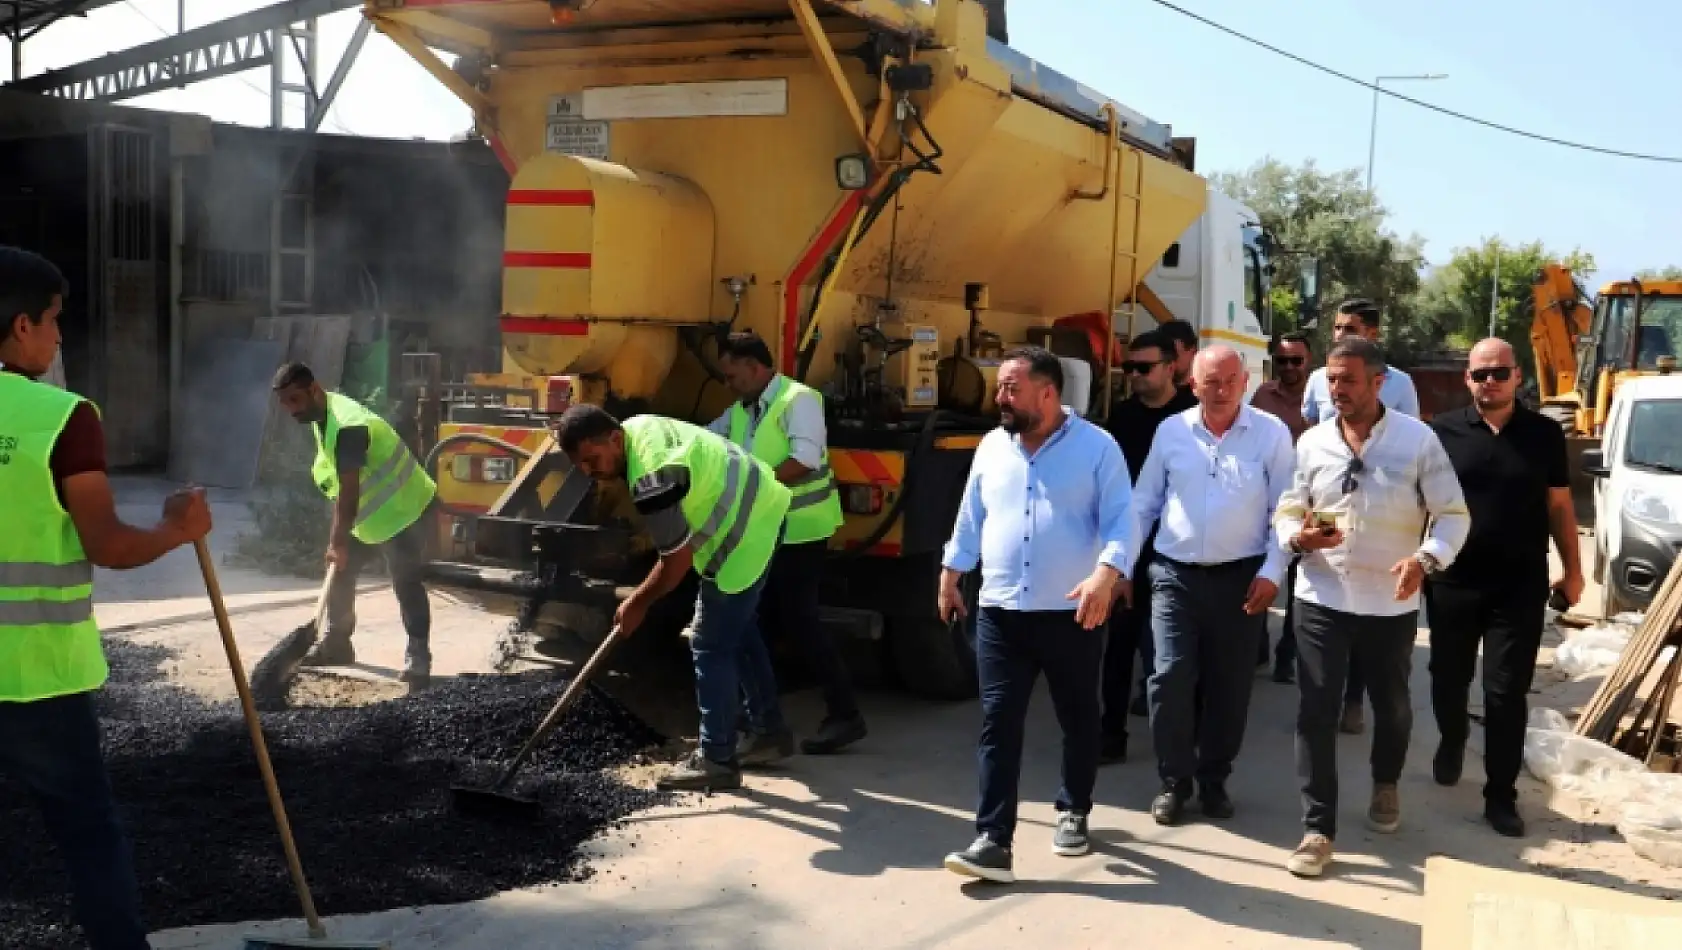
left=545, top=93, right=610, bottom=160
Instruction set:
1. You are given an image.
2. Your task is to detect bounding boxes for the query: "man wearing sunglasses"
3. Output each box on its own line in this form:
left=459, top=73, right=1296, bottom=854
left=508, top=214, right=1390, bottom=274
left=1251, top=333, right=1313, bottom=683
left=1100, top=330, right=1198, bottom=763
left=1425, top=338, right=1582, bottom=838
left=1301, top=299, right=1419, bottom=735
left=1274, top=337, right=1469, bottom=878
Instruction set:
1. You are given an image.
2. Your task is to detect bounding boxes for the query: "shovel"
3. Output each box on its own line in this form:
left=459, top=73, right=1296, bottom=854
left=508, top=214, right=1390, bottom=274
left=192, top=540, right=388, bottom=949
left=249, top=563, right=336, bottom=711
left=451, top=625, right=626, bottom=821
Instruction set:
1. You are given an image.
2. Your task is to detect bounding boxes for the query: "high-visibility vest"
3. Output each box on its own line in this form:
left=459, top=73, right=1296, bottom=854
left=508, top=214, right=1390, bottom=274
left=623, top=415, right=790, bottom=594
left=0, top=372, right=106, bottom=703
left=310, top=392, right=437, bottom=545
left=726, top=376, right=843, bottom=545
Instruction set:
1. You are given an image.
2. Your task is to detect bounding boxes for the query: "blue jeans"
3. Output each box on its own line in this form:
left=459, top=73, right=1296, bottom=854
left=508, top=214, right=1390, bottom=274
left=692, top=574, right=786, bottom=765
left=974, top=607, right=1104, bottom=847
left=0, top=691, right=152, bottom=949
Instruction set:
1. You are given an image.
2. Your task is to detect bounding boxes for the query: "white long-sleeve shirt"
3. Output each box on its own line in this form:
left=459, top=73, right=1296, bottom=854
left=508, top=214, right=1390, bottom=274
left=1274, top=409, right=1469, bottom=617
left=1124, top=404, right=1296, bottom=587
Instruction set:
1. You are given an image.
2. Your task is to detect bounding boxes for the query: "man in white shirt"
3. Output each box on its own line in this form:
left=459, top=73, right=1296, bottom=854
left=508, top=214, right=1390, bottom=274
left=1274, top=337, right=1469, bottom=879
left=1120, top=345, right=1295, bottom=826
left=1300, top=298, right=1420, bottom=736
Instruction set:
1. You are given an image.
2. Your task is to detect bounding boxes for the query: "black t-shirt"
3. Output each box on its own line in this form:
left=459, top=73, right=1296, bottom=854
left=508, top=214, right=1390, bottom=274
left=1106, top=386, right=1200, bottom=483
left=1430, top=404, right=1570, bottom=587
left=316, top=421, right=370, bottom=471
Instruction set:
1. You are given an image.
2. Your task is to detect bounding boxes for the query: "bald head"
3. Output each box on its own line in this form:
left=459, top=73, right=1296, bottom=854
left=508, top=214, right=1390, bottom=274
left=1467, top=336, right=1521, bottom=413
left=1191, top=343, right=1249, bottom=417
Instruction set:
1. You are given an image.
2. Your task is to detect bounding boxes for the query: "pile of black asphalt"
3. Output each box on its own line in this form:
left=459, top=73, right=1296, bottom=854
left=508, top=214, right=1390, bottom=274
left=0, top=638, right=669, bottom=949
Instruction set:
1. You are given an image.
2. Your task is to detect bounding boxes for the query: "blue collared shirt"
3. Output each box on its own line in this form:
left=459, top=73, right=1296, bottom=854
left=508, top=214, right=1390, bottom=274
left=1124, top=404, right=1296, bottom=586
left=1302, top=364, right=1419, bottom=423
left=942, top=412, right=1131, bottom=612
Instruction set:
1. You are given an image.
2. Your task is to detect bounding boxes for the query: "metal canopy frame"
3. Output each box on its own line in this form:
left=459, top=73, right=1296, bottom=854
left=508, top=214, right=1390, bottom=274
left=5, top=0, right=362, bottom=119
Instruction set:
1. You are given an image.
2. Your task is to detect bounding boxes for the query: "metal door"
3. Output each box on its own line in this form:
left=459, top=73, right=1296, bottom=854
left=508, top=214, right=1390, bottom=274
left=87, top=123, right=164, bottom=469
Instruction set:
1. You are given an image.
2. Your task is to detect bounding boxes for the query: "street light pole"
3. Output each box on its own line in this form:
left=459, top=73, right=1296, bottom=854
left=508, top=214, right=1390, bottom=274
left=1367, top=73, right=1448, bottom=193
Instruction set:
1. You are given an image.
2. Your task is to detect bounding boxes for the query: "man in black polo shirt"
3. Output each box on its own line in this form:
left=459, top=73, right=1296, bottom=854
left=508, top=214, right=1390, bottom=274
left=1100, top=329, right=1198, bottom=761
left=1427, top=338, right=1584, bottom=837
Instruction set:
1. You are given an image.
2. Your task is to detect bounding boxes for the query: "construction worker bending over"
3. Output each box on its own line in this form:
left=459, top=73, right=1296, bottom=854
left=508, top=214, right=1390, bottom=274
left=0, top=246, right=212, bottom=949
left=555, top=405, right=791, bottom=792
left=271, top=362, right=437, bottom=685
left=711, top=332, right=866, bottom=758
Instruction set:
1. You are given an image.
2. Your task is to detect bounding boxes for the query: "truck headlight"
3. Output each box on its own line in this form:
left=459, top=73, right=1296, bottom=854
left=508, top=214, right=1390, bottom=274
left=1626, top=487, right=1681, bottom=526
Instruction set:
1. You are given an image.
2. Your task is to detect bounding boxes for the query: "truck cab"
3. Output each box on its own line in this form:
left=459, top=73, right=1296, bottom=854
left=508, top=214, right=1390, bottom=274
left=1583, top=374, right=1682, bottom=614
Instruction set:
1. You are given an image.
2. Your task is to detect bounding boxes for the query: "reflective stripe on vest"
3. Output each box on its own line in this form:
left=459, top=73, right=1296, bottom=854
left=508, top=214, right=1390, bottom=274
left=724, top=376, right=842, bottom=544
left=310, top=392, right=436, bottom=545
left=693, top=442, right=766, bottom=577
left=0, top=372, right=109, bottom=702
left=355, top=442, right=422, bottom=526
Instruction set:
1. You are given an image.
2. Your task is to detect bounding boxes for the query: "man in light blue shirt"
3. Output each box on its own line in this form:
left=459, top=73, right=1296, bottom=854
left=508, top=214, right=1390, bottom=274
left=1301, top=298, right=1420, bottom=424
left=1299, top=298, right=1419, bottom=737
left=1121, top=344, right=1296, bottom=826
left=937, top=347, right=1130, bottom=884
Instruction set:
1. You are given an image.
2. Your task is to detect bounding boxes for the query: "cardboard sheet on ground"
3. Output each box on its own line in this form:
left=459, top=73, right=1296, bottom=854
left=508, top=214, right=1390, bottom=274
left=1425, top=856, right=1682, bottom=950
left=1471, top=893, right=1682, bottom=949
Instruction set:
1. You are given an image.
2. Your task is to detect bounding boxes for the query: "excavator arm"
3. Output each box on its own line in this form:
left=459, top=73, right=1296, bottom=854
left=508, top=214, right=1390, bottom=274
left=1529, top=263, right=1592, bottom=404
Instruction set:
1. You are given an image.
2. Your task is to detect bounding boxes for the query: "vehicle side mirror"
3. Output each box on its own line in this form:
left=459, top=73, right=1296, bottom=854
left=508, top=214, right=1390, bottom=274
left=1297, top=258, right=1322, bottom=330
left=1582, top=449, right=1610, bottom=479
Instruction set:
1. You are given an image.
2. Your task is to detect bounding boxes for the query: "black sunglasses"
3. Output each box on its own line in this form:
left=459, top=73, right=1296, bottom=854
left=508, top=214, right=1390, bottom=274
left=1341, top=456, right=1365, bottom=495
left=1276, top=356, right=1306, bottom=367
left=1122, top=359, right=1165, bottom=374
left=1470, top=366, right=1515, bottom=383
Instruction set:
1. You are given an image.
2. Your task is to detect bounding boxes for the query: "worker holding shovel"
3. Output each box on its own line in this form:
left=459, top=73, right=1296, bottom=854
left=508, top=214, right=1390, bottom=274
left=271, top=361, right=438, bottom=686
left=555, top=404, right=792, bottom=792
left=0, top=246, right=213, bottom=949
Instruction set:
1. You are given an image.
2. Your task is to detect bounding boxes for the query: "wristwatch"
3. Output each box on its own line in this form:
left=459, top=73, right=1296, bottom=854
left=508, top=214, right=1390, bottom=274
left=1413, top=552, right=1441, bottom=575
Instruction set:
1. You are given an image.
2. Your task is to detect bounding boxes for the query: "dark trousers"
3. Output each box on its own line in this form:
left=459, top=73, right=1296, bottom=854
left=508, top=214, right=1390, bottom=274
left=326, top=516, right=433, bottom=653
left=974, top=607, right=1103, bottom=847
left=1147, top=555, right=1267, bottom=787
left=695, top=574, right=786, bottom=763
left=1294, top=600, right=1416, bottom=839
left=1426, top=577, right=1548, bottom=806
left=1261, top=559, right=1300, bottom=671
left=1101, top=547, right=1154, bottom=740
left=0, top=692, right=151, bottom=949
left=759, top=540, right=858, bottom=722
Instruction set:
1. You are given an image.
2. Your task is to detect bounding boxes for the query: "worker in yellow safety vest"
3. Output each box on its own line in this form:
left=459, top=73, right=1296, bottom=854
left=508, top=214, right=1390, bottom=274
left=556, top=404, right=791, bottom=792
left=0, top=245, right=212, bottom=950
left=271, top=362, right=438, bottom=685
left=711, top=332, right=866, bottom=758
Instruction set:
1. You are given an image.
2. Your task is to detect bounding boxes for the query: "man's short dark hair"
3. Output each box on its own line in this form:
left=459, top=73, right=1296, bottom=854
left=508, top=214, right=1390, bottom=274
left=554, top=404, right=623, bottom=454
left=1129, top=329, right=1171, bottom=361
left=0, top=246, right=68, bottom=338
left=1336, top=298, right=1382, bottom=329
left=271, top=361, right=315, bottom=391
left=1327, top=337, right=1385, bottom=373
left=718, top=331, right=774, bottom=369
left=1002, top=345, right=1064, bottom=392
left=1273, top=331, right=1312, bottom=354
left=1158, top=319, right=1199, bottom=353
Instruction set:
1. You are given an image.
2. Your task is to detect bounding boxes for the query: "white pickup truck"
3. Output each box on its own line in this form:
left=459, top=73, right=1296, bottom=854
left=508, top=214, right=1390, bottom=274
left=1583, top=374, right=1682, bottom=614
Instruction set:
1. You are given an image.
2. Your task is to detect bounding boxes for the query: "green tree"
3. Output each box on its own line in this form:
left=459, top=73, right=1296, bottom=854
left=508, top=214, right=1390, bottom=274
left=1411, top=240, right=1595, bottom=379
left=1636, top=266, right=1682, bottom=281
left=1211, top=158, right=1428, bottom=360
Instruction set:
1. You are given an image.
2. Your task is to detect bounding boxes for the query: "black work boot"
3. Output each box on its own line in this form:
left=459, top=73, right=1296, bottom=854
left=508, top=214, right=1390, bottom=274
left=1433, top=740, right=1464, bottom=786
left=657, top=750, right=742, bottom=792
left=1485, top=800, right=1526, bottom=838
left=800, top=714, right=867, bottom=755
left=943, top=835, right=1014, bottom=883
left=1199, top=781, right=1235, bottom=820
left=301, top=633, right=354, bottom=668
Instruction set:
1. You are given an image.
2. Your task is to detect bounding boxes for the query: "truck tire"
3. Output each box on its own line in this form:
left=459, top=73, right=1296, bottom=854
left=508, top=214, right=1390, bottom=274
left=890, top=571, right=981, bottom=701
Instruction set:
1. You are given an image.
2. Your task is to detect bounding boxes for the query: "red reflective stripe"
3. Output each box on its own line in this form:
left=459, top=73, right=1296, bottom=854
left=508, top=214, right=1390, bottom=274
left=503, top=251, right=591, bottom=269
left=507, top=190, right=595, bottom=207
left=781, top=190, right=868, bottom=374
left=500, top=316, right=590, bottom=336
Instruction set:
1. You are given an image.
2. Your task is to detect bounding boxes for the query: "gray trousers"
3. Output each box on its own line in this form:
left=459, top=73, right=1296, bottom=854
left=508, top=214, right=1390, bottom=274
left=1147, top=554, right=1268, bottom=788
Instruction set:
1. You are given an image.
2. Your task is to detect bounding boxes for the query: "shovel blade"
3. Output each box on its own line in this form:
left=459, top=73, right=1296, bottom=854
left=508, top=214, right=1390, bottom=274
left=249, top=621, right=318, bottom=711
left=450, top=783, right=543, bottom=822
left=242, top=935, right=390, bottom=949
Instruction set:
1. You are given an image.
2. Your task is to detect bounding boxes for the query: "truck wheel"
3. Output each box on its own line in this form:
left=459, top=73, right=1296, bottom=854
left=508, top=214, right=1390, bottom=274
left=889, top=572, right=980, bottom=701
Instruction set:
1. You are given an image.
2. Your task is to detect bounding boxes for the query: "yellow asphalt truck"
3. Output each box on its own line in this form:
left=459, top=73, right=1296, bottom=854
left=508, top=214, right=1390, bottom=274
left=371, top=0, right=1279, bottom=698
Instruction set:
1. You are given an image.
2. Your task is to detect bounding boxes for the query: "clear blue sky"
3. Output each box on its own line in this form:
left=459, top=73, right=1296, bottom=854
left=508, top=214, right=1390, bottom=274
left=9, top=0, right=1678, bottom=283
left=1010, top=0, right=1682, bottom=283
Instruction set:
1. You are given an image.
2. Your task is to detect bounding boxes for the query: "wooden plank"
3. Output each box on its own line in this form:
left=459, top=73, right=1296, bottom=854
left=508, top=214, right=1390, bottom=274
left=1577, top=555, right=1682, bottom=740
